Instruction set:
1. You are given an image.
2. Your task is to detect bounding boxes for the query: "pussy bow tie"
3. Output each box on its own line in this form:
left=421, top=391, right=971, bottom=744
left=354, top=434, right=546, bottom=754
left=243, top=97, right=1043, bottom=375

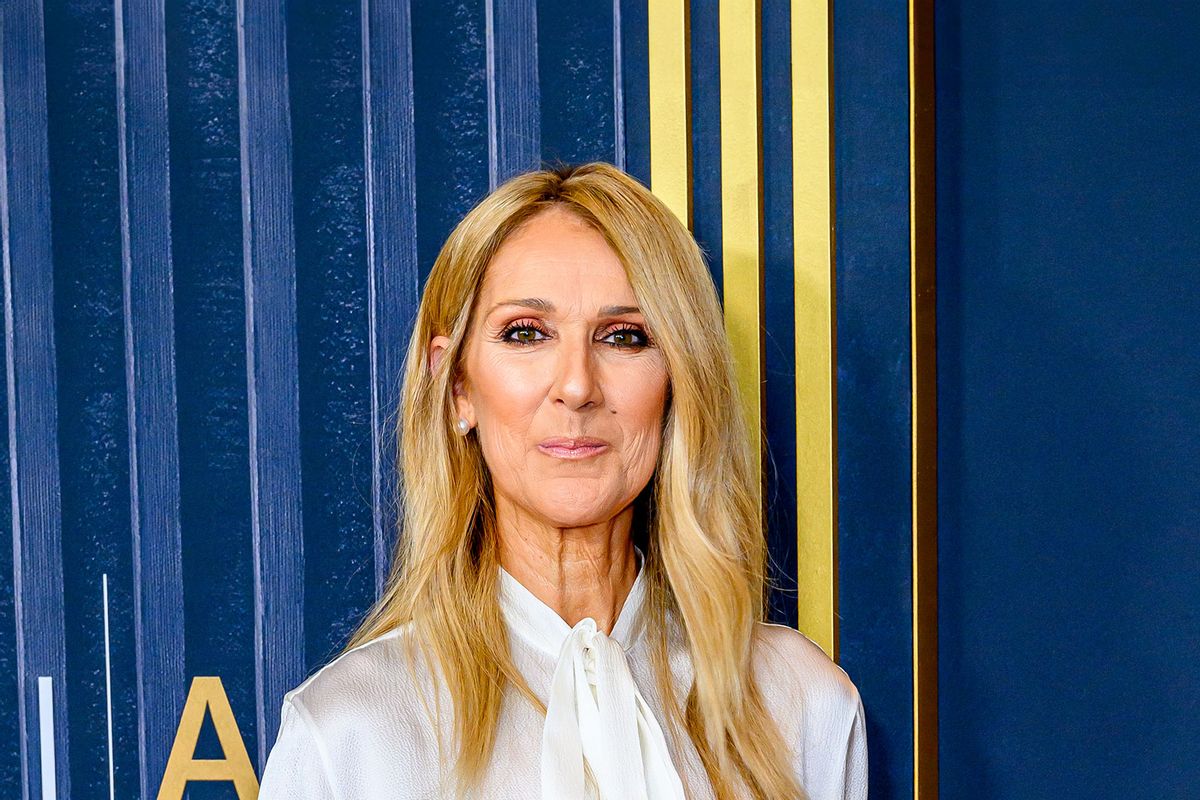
left=541, top=618, right=687, bottom=800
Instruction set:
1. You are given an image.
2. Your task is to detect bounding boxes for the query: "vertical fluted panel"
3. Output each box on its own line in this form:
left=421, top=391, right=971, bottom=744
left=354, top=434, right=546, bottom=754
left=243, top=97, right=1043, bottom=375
left=618, top=0, right=650, bottom=185
left=486, top=0, right=541, bottom=187
left=0, top=212, right=16, bottom=795
left=235, top=0, right=305, bottom=766
left=412, top=0, right=488, bottom=283
left=760, top=0, right=799, bottom=629
left=832, top=2, right=916, bottom=795
left=167, top=0, right=260, bottom=785
left=647, top=0, right=689, bottom=224
left=613, top=0, right=627, bottom=169
left=537, top=0, right=616, bottom=166
left=689, top=0, right=722, bottom=290
left=1, top=2, right=71, bottom=796
left=361, top=0, right=419, bottom=598
left=43, top=0, right=139, bottom=794
left=114, top=0, right=187, bottom=793
left=286, top=0, right=374, bottom=674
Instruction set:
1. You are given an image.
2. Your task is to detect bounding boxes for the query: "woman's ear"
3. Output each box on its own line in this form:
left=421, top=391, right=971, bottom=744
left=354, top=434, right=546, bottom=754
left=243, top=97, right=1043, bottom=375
left=429, top=334, right=451, bottom=375
left=429, top=334, right=474, bottom=425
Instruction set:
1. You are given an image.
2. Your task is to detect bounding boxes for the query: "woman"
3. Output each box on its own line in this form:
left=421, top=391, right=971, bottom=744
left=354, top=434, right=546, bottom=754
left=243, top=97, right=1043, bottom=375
left=258, top=163, right=867, bottom=799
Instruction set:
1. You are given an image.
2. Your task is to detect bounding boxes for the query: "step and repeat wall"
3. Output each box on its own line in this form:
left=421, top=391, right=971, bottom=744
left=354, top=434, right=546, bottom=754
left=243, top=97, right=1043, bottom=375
left=6, top=0, right=1194, bottom=798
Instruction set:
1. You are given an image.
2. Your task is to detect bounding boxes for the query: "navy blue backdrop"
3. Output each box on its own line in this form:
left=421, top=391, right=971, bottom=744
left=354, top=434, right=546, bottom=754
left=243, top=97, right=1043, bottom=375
left=2, top=1, right=1197, bottom=799
left=934, top=2, right=1200, bottom=796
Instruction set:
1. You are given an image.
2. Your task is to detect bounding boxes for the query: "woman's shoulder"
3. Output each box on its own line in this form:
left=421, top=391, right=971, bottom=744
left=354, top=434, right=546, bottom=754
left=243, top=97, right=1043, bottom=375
left=748, top=623, right=869, bottom=798
left=750, top=621, right=863, bottom=732
left=260, top=625, right=450, bottom=797
left=282, top=623, right=441, bottom=729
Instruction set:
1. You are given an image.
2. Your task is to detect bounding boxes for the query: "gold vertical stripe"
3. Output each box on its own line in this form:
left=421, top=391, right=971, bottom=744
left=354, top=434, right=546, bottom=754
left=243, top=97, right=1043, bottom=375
left=719, top=0, right=764, bottom=520
left=910, top=0, right=938, bottom=796
left=790, top=0, right=837, bottom=659
left=648, top=0, right=691, bottom=227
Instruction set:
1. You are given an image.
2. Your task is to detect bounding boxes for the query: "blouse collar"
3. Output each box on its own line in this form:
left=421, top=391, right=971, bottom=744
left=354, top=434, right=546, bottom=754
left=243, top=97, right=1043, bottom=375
left=498, top=546, right=648, bottom=659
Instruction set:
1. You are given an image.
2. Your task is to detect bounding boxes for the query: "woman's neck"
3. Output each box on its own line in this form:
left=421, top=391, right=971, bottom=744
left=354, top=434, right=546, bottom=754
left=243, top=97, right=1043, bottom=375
left=495, top=501, right=639, bottom=635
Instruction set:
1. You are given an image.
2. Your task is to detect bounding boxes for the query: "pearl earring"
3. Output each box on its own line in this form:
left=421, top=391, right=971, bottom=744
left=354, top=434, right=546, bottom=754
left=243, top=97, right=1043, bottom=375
left=455, top=418, right=470, bottom=435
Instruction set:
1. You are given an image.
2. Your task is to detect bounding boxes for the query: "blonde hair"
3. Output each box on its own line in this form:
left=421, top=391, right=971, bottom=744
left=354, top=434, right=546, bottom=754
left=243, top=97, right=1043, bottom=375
left=345, top=162, right=804, bottom=799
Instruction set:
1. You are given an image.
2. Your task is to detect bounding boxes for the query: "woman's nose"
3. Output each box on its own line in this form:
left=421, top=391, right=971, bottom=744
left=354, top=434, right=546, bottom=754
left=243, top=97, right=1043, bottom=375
left=549, top=334, right=603, bottom=410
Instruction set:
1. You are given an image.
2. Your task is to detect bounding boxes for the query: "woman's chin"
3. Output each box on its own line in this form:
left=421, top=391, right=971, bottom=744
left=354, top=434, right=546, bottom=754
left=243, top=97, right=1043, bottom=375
left=534, top=505, right=615, bottom=530
left=526, top=486, right=631, bottom=529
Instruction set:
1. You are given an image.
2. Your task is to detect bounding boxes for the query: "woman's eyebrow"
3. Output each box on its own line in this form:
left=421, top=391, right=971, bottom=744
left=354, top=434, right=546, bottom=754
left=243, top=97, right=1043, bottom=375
left=489, top=298, right=642, bottom=316
left=598, top=304, right=642, bottom=316
left=491, top=297, right=554, bottom=314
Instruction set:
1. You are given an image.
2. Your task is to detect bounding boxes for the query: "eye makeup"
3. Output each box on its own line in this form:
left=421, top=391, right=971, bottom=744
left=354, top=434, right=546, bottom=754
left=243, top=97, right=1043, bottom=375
left=495, top=319, right=653, bottom=349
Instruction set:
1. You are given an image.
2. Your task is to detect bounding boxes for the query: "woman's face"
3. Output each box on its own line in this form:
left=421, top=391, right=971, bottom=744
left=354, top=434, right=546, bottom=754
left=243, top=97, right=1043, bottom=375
left=430, top=206, right=670, bottom=530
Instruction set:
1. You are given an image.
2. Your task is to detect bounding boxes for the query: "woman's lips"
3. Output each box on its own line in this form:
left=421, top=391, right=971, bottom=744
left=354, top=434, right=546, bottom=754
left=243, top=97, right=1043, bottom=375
left=537, top=438, right=609, bottom=459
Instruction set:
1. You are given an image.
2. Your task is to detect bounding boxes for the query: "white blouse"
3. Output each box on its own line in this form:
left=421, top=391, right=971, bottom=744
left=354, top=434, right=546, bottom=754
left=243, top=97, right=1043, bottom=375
left=258, top=557, right=868, bottom=800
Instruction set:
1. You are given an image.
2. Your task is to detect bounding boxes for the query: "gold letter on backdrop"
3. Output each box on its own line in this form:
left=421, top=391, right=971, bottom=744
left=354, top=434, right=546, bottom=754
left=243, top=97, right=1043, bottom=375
left=157, top=676, right=260, bottom=799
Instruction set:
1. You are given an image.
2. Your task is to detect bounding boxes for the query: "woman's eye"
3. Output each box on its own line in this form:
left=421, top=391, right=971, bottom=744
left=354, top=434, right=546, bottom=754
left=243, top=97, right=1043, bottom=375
left=499, top=323, right=650, bottom=349
left=500, top=324, right=548, bottom=345
left=603, top=326, right=650, bottom=349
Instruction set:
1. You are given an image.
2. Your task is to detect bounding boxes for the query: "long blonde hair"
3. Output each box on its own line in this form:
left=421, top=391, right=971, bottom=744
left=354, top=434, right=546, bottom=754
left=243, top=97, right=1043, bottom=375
left=345, top=162, right=804, bottom=799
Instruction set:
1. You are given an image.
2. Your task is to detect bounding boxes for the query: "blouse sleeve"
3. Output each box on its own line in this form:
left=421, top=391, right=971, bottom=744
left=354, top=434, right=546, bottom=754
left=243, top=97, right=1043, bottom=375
left=840, top=689, right=869, bottom=800
left=258, top=698, right=340, bottom=800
